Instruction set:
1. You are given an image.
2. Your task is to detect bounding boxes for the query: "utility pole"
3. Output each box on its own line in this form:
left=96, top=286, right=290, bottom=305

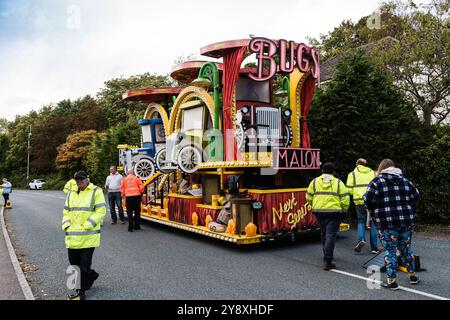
left=27, top=125, right=31, bottom=181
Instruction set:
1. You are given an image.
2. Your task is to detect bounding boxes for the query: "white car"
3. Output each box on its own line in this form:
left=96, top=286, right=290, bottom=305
left=29, top=179, right=46, bottom=190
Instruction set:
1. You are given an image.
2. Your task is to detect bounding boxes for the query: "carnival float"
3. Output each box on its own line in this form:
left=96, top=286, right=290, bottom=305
left=119, top=38, right=350, bottom=244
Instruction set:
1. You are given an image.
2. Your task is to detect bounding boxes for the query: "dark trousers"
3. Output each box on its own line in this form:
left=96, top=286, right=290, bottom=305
left=3, top=193, right=9, bottom=205
left=108, top=192, right=124, bottom=222
left=126, top=196, right=141, bottom=230
left=315, top=213, right=342, bottom=261
left=68, top=248, right=98, bottom=292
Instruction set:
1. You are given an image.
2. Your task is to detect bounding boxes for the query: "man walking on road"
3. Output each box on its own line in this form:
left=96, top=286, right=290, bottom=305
left=346, top=158, right=378, bottom=254
left=62, top=170, right=106, bottom=300
left=105, top=166, right=125, bottom=224
left=121, top=169, right=144, bottom=232
left=306, top=163, right=350, bottom=270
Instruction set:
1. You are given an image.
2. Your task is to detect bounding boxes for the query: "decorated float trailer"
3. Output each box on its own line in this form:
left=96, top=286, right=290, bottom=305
left=123, top=39, right=350, bottom=244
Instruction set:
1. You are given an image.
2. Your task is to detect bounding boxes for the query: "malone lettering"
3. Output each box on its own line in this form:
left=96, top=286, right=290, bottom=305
left=275, top=148, right=321, bottom=170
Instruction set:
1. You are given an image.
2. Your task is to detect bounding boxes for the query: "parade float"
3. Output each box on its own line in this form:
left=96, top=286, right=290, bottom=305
left=120, top=38, right=350, bottom=244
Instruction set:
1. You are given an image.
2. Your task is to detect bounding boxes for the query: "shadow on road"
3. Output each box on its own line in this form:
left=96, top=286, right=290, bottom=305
left=138, top=218, right=351, bottom=253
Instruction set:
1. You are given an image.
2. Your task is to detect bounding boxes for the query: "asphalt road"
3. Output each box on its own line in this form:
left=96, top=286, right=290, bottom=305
left=5, top=190, right=450, bottom=300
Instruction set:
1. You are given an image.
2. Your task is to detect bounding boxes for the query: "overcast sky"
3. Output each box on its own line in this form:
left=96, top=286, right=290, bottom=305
left=0, top=0, right=386, bottom=121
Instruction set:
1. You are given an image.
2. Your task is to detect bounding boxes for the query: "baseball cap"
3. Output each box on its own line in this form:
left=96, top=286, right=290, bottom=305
left=74, top=170, right=89, bottom=180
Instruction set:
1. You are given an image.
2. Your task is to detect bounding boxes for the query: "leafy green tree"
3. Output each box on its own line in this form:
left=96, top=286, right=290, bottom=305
left=4, top=112, right=38, bottom=179
left=55, top=130, right=100, bottom=173
left=370, top=0, right=450, bottom=125
left=309, top=50, right=424, bottom=179
left=0, top=118, right=9, bottom=134
left=311, top=0, right=450, bottom=125
left=50, top=99, right=80, bottom=118
left=72, top=95, right=108, bottom=132
left=97, top=73, right=174, bottom=127
left=85, top=121, right=141, bottom=185
left=31, top=113, right=73, bottom=173
left=406, top=125, right=450, bottom=223
left=0, top=133, right=10, bottom=178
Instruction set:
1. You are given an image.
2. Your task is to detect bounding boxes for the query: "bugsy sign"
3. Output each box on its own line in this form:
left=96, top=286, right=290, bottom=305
left=248, top=37, right=320, bottom=82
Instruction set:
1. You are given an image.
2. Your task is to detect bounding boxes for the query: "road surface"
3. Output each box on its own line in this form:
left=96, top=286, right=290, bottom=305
left=5, top=190, right=450, bottom=300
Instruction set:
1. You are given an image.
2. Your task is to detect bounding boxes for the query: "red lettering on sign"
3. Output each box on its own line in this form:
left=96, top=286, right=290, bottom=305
left=296, top=43, right=310, bottom=73
left=248, top=38, right=277, bottom=82
left=248, top=38, right=321, bottom=81
left=311, top=48, right=320, bottom=79
left=279, top=39, right=295, bottom=73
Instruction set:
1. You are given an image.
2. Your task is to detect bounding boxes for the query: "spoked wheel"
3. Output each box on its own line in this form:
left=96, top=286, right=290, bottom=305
left=134, top=158, right=156, bottom=181
left=155, top=148, right=173, bottom=173
left=177, top=145, right=202, bottom=174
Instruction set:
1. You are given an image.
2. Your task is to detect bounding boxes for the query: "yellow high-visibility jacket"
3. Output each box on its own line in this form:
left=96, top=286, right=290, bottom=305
left=63, top=179, right=78, bottom=194
left=346, top=165, right=376, bottom=205
left=62, top=183, right=106, bottom=249
left=306, top=174, right=350, bottom=213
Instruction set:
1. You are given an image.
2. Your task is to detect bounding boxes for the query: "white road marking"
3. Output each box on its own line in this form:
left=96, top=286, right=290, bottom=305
left=331, top=269, right=449, bottom=300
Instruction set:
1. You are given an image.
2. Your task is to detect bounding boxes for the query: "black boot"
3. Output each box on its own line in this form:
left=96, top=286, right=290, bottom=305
left=85, top=270, right=99, bottom=290
left=323, top=259, right=336, bottom=271
left=67, top=289, right=86, bottom=300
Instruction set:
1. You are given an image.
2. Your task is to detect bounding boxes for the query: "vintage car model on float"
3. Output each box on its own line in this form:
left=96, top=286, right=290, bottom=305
left=120, top=38, right=350, bottom=244
left=119, top=88, right=183, bottom=180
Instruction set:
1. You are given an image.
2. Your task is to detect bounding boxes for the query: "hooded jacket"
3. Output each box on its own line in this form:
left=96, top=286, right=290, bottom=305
left=306, top=174, right=350, bottom=214
left=346, top=165, right=376, bottom=205
left=62, top=183, right=106, bottom=249
left=363, top=167, right=420, bottom=230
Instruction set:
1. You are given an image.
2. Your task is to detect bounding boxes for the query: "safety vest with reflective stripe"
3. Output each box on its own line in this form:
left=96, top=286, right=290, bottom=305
left=63, top=179, right=78, bottom=194
left=120, top=175, right=144, bottom=197
left=346, top=165, right=376, bottom=205
left=306, top=174, right=350, bottom=213
left=62, top=183, right=106, bottom=249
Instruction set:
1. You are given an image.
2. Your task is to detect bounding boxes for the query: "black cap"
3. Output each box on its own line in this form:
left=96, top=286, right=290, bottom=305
left=74, top=170, right=88, bottom=180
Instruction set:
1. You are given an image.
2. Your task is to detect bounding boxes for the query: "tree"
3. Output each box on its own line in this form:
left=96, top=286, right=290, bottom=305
left=56, top=130, right=100, bottom=173
left=406, top=125, right=450, bottom=223
left=32, top=114, right=73, bottom=173
left=84, top=121, right=141, bottom=185
left=311, top=0, right=450, bottom=125
left=4, top=112, right=38, bottom=176
left=0, top=133, right=9, bottom=178
left=0, top=118, right=9, bottom=134
left=97, top=73, right=174, bottom=127
left=72, top=95, right=108, bottom=132
left=371, top=0, right=450, bottom=125
left=309, top=50, right=424, bottom=178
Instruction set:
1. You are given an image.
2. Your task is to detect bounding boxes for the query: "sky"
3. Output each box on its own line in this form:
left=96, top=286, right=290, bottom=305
left=0, top=0, right=386, bottom=121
